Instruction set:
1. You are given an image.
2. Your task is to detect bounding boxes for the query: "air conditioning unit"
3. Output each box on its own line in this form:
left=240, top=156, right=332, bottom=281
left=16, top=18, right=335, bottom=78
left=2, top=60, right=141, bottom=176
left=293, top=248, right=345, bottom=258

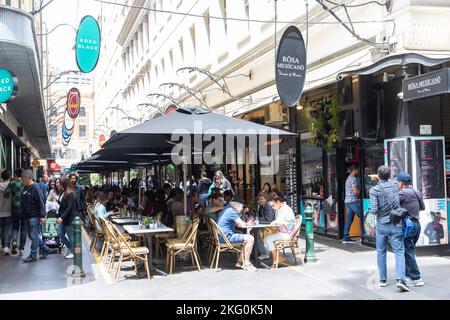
left=265, top=102, right=288, bottom=125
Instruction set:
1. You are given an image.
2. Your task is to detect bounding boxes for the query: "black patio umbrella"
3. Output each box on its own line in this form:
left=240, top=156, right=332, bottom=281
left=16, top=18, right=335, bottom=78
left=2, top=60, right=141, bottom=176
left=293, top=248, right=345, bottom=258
left=102, top=107, right=296, bottom=152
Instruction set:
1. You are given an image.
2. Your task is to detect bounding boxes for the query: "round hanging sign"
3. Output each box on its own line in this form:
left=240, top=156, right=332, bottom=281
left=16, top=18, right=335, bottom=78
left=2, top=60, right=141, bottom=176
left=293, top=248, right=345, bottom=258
left=275, top=26, right=307, bottom=107
left=98, top=134, right=106, bottom=148
left=66, top=88, right=81, bottom=118
left=165, top=105, right=178, bottom=115
left=31, top=159, right=40, bottom=168
left=64, top=111, right=75, bottom=132
left=0, top=68, right=18, bottom=103
left=75, top=15, right=101, bottom=73
left=62, top=124, right=71, bottom=140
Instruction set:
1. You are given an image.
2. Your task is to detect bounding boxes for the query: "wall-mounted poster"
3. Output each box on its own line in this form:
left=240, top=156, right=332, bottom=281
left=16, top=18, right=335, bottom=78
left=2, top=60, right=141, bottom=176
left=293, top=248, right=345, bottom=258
left=385, top=139, right=408, bottom=179
left=414, top=138, right=445, bottom=199
left=411, top=137, right=448, bottom=246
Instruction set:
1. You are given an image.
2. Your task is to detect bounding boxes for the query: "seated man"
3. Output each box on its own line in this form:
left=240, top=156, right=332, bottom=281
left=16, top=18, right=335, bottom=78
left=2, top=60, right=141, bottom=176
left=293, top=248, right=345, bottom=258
left=217, top=201, right=256, bottom=272
left=256, top=192, right=276, bottom=261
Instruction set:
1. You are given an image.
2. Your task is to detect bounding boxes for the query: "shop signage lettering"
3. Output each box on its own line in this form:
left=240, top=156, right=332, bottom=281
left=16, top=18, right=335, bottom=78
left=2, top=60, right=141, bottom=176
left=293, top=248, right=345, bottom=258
left=75, top=15, right=101, bottom=73
left=0, top=69, right=18, bottom=103
left=402, top=68, right=450, bottom=101
left=275, top=26, right=307, bottom=107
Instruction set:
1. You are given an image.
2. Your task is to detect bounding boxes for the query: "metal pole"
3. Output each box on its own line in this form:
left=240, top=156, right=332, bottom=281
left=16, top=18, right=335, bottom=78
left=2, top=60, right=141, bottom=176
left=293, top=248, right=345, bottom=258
left=72, top=216, right=86, bottom=277
left=304, top=204, right=317, bottom=262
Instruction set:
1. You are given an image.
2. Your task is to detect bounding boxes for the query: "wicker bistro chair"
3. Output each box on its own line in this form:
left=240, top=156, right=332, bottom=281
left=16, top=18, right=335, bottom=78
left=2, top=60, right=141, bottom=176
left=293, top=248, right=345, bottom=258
left=97, top=217, right=139, bottom=264
left=165, top=217, right=201, bottom=274
left=104, top=221, right=140, bottom=272
left=90, top=215, right=105, bottom=253
left=106, top=221, right=151, bottom=281
left=274, top=215, right=304, bottom=269
left=154, top=212, right=177, bottom=260
left=86, top=204, right=96, bottom=233
left=209, top=219, right=244, bottom=270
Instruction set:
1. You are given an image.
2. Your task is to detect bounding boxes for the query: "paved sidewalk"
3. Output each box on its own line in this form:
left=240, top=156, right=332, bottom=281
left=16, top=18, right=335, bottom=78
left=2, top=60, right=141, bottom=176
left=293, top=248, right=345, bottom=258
left=1, top=232, right=449, bottom=300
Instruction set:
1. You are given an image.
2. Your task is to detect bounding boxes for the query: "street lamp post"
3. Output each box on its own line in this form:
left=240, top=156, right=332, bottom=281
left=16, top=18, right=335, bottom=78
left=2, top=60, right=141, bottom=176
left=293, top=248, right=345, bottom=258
left=304, top=203, right=317, bottom=263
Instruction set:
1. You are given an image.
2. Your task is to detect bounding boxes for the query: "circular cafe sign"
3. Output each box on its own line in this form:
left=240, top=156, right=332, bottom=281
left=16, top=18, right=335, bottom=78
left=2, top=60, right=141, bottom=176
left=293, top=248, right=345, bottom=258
left=66, top=88, right=81, bottom=118
left=0, top=69, right=18, bottom=103
left=75, top=15, right=101, bottom=73
left=98, top=134, right=106, bottom=148
left=63, top=111, right=75, bottom=134
left=275, top=26, right=307, bottom=107
left=31, top=159, right=40, bottom=168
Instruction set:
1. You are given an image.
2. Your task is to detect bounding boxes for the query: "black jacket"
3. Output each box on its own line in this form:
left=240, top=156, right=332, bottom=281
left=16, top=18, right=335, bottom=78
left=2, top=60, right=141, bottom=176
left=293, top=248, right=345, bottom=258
left=258, top=203, right=276, bottom=222
left=21, top=183, right=46, bottom=219
left=58, top=192, right=77, bottom=226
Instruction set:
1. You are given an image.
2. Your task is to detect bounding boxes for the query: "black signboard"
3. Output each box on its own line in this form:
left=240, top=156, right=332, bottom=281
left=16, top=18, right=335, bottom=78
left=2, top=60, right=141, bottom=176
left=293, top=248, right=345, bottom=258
left=415, top=139, right=445, bottom=199
left=276, top=26, right=307, bottom=107
left=402, top=68, right=450, bottom=102
left=387, top=140, right=407, bottom=179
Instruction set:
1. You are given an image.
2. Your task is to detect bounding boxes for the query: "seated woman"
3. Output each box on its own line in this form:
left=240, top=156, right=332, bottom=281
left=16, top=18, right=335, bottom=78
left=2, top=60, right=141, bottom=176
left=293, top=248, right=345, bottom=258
left=142, top=190, right=155, bottom=216
left=205, top=191, right=224, bottom=222
left=264, top=191, right=296, bottom=267
left=94, top=192, right=110, bottom=220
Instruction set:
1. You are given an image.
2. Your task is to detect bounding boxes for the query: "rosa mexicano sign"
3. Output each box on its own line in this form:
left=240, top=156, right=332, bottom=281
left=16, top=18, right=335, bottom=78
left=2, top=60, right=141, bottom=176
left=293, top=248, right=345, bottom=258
left=275, top=26, right=307, bottom=107
left=75, top=15, right=101, bottom=73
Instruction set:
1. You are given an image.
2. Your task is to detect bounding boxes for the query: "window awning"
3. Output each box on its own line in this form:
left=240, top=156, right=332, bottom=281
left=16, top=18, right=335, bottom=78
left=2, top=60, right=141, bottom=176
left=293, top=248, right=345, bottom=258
left=336, top=53, right=450, bottom=80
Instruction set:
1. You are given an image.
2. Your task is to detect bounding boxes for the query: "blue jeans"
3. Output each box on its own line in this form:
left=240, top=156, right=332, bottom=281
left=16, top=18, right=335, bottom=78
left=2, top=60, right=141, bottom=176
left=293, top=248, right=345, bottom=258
left=11, top=207, right=27, bottom=250
left=58, top=223, right=74, bottom=252
left=27, top=217, right=49, bottom=258
left=344, top=201, right=363, bottom=240
left=404, top=218, right=421, bottom=280
left=376, top=222, right=406, bottom=281
left=0, top=217, right=12, bottom=248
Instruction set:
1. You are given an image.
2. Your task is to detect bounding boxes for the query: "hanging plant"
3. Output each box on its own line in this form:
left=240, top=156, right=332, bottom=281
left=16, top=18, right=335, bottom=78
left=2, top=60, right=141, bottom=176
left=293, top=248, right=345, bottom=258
left=309, top=96, right=341, bottom=150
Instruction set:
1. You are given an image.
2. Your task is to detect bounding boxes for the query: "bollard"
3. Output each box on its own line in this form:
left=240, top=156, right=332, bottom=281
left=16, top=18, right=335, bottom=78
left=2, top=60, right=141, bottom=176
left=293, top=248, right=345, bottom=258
left=304, top=204, right=317, bottom=263
left=72, top=216, right=86, bottom=278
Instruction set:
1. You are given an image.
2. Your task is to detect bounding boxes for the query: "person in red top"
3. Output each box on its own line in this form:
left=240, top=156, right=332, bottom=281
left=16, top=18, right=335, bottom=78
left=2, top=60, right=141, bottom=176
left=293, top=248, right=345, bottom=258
left=142, top=190, right=155, bottom=216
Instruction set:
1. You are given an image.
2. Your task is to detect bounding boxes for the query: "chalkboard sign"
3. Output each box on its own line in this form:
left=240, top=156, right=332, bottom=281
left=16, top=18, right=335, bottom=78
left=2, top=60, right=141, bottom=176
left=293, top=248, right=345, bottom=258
left=415, top=139, right=445, bottom=199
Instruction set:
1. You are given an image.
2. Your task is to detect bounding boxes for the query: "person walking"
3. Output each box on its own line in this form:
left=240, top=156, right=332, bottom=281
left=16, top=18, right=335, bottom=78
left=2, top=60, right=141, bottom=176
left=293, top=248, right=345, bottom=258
left=47, top=178, right=62, bottom=204
left=397, top=172, right=425, bottom=287
left=0, top=170, right=12, bottom=255
left=342, top=165, right=363, bottom=244
left=69, top=174, right=87, bottom=225
left=367, top=165, right=409, bottom=292
left=38, top=174, right=49, bottom=200
left=21, top=170, right=49, bottom=263
left=57, top=177, right=77, bottom=259
left=4, top=168, right=26, bottom=255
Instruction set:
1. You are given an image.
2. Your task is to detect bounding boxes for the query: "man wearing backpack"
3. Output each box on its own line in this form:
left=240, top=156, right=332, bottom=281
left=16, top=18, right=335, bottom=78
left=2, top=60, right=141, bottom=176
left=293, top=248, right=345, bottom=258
left=397, top=172, right=425, bottom=287
left=367, top=165, right=409, bottom=292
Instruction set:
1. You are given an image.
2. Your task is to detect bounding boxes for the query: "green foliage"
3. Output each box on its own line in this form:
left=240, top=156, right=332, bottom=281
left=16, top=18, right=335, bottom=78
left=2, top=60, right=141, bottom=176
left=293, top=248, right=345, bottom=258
left=309, top=96, right=341, bottom=151
left=142, top=216, right=154, bottom=226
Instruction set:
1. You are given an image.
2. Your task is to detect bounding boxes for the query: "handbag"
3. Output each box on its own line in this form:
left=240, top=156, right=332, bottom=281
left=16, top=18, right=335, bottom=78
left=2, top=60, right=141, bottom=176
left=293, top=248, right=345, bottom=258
left=379, top=184, right=407, bottom=225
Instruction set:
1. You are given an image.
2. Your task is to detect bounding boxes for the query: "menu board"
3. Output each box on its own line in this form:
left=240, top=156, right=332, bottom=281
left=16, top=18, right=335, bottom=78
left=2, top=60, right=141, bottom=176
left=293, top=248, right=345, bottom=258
left=285, top=152, right=298, bottom=214
left=387, top=140, right=407, bottom=179
left=415, top=139, right=445, bottom=199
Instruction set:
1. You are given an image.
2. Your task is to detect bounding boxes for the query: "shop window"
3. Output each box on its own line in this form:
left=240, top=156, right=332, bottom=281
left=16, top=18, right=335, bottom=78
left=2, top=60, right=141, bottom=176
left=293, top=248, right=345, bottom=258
left=362, top=143, right=384, bottom=198
left=79, top=125, right=86, bottom=137
left=79, top=107, right=86, bottom=118
left=301, top=133, right=323, bottom=197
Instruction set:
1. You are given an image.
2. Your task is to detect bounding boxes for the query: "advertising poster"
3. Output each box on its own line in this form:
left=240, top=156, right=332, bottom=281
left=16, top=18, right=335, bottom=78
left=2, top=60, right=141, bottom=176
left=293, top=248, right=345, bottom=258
left=323, top=196, right=339, bottom=235
left=363, top=198, right=376, bottom=238
left=416, top=199, right=448, bottom=246
left=386, top=140, right=407, bottom=179
left=301, top=199, right=326, bottom=233
left=414, top=139, right=445, bottom=199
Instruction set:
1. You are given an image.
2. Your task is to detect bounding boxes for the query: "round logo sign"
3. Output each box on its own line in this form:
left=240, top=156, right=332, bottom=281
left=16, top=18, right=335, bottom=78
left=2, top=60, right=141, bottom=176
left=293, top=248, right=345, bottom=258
left=76, top=15, right=101, bottom=73
left=0, top=69, right=18, bottom=103
left=165, top=105, right=178, bottom=115
left=63, top=111, right=75, bottom=133
left=31, top=159, right=40, bottom=168
left=99, top=134, right=106, bottom=148
left=66, top=88, right=81, bottom=118
left=275, top=26, right=307, bottom=107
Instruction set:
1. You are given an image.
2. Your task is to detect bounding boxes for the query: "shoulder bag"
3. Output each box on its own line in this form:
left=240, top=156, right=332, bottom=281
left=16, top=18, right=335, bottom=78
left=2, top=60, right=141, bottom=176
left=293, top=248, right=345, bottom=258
left=379, top=184, right=407, bottom=225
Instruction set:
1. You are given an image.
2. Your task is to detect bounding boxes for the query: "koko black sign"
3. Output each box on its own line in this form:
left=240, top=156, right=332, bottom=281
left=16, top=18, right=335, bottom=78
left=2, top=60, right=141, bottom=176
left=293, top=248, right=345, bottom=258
left=402, top=68, right=450, bottom=102
left=276, top=26, right=307, bottom=107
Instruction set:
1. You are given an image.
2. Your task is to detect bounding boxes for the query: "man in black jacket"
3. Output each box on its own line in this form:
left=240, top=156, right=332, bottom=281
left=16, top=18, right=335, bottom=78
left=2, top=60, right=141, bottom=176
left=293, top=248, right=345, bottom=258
left=21, top=170, right=49, bottom=263
left=69, top=174, right=85, bottom=220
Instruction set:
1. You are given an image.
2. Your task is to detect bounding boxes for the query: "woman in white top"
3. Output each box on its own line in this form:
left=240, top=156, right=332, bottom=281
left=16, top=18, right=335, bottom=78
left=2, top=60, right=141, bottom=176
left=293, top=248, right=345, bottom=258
left=264, top=191, right=297, bottom=267
left=47, top=178, right=63, bottom=204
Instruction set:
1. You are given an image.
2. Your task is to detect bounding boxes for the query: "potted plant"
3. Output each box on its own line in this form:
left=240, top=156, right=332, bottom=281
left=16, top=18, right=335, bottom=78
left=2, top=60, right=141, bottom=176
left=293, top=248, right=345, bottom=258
left=142, top=216, right=153, bottom=229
